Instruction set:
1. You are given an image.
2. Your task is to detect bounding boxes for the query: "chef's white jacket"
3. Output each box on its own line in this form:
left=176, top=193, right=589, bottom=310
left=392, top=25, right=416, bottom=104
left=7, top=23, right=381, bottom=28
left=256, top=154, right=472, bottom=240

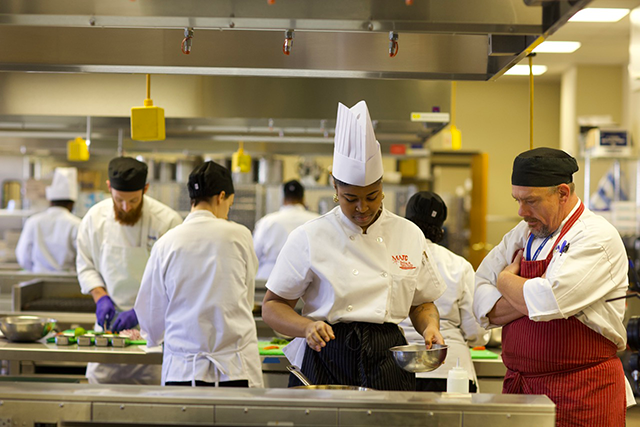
left=16, top=207, right=81, bottom=273
left=253, top=204, right=319, bottom=280
left=267, top=206, right=446, bottom=366
left=474, top=200, right=635, bottom=404
left=400, top=239, right=489, bottom=382
left=76, top=195, right=183, bottom=310
left=135, top=210, right=263, bottom=387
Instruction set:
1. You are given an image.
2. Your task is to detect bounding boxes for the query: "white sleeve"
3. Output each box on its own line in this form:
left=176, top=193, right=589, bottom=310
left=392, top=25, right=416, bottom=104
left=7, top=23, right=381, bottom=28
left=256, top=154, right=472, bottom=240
left=523, top=226, right=628, bottom=320
left=457, top=260, right=490, bottom=347
left=473, top=226, right=524, bottom=329
left=135, top=243, right=167, bottom=347
left=15, top=219, right=34, bottom=271
left=244, top=229, right=259, bottom=308
left=76, top=216, right=106, bottom=294
left=252, top=219, right=266, bottom=262
left=412, top=241, right=446, bottom=305
left=266, top=227, right=313, bottom=300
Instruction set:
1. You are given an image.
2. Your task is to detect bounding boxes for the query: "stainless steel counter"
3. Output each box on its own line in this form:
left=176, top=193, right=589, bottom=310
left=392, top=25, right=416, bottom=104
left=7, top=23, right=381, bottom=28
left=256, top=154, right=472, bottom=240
left=0, top=338, right=163, bottom=365
left=0, top=382, right=555, bottom=426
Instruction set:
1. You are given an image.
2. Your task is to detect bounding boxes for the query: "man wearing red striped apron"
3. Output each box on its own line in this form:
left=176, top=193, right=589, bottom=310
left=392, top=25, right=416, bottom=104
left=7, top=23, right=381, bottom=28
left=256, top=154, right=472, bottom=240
left=474, top=148, right=634, bottom=427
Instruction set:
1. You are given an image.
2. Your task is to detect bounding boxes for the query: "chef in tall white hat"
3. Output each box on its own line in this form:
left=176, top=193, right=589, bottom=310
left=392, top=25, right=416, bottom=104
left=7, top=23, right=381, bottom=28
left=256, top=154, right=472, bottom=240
left=16, top=167, right=82, bottom=272
left=263, top=100, right=447, bottom=391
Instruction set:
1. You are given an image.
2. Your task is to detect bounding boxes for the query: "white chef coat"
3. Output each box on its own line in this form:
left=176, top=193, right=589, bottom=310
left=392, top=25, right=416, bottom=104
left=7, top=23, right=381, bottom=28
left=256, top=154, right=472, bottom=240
left=76, top=195, right=183, bottom=310
left=400, top=239, right=489, bottom=383
left=253, top=204, right=320, bottom=280
left=135, top=210, right=263, bottom=387
left=76, top=195, right=182, bottom=385
left=473, top=200, right=635, bottom=404
left=15, top=207, right=81, bottom=273
left=267, top=206, right=446, bottom=367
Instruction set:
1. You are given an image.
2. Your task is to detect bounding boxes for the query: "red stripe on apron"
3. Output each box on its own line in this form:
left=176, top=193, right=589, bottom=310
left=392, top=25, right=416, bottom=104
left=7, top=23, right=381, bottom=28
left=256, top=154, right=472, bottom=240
left=502, top=202, right=626, bottom=427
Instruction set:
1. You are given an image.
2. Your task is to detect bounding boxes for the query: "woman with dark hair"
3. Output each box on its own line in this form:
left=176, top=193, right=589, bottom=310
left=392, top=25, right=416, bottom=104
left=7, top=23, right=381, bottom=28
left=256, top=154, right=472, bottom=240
left=262, top=101, right=446, bottom=391
left=135, top=161, right=263, bottom=388
left=400, top=191, right=489, bottom=392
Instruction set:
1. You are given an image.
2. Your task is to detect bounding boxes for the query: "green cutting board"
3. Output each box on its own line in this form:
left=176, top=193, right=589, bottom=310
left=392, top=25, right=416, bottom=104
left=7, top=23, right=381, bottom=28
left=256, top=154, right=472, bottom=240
left=258, top=340, right=286, bottom=355
left=469, top=348, right=500, bottom=359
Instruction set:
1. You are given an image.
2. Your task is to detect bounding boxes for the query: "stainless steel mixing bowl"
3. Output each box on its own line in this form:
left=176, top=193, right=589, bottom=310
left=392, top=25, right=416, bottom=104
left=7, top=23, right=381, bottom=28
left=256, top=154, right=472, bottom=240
left=389, top=343, right=448, bottom=373
left=0, top=315, right=56, bottom=342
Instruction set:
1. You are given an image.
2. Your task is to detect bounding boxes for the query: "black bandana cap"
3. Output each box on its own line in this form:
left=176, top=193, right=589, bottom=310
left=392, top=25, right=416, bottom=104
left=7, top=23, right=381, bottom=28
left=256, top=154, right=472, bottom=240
left=108, top=157, right=148, bottom=191
left=405, top=191, right=447, bottom=228
left=511, top=147, right=579, bottom=187
left=188, top=161, right=234, bottom=199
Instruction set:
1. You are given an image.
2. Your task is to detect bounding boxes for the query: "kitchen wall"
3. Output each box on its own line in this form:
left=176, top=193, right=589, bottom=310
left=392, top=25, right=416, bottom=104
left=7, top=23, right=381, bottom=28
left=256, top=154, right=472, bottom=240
left=0, top=66, right=629, bottom=250
left=429, top=79, right=562, bottom=246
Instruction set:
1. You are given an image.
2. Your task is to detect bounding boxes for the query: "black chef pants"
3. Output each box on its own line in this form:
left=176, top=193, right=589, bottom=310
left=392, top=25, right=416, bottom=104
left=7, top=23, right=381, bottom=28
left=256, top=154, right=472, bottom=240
left=288, top=322, right=415, bottom=391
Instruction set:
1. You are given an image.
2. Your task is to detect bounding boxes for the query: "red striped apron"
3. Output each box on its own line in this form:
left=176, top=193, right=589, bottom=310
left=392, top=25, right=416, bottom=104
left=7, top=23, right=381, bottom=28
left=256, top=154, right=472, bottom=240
left=502, top=202, right=626, bottom=427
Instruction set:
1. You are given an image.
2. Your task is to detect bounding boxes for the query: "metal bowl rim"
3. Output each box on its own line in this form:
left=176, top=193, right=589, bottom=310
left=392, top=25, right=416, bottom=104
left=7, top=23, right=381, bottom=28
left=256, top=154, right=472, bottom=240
left=389, top=343, right=448, bottom=352
left=0, top=315, right=57, bottom=324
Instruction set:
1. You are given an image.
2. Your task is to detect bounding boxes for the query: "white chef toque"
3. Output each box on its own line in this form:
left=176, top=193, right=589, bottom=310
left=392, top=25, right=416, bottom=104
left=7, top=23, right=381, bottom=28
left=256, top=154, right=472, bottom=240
left=332, top=100, right=384, bottom=187
left=46, top=167, right=78, bottom=202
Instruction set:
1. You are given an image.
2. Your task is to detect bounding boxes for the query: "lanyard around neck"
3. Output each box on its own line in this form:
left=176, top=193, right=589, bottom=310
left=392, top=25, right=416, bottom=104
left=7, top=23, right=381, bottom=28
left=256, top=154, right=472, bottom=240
left=526, top=233, right=553, bottom=261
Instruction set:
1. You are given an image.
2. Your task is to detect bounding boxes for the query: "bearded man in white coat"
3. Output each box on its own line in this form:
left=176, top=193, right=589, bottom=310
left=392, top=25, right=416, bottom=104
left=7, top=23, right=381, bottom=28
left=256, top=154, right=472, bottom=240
left=76, top=157, right=183, bottom=384
left=135, top=161, right=263, bottom=388
left=253, top=180, right=319, bottom=280
left=16, top=167, right=81, bottom=273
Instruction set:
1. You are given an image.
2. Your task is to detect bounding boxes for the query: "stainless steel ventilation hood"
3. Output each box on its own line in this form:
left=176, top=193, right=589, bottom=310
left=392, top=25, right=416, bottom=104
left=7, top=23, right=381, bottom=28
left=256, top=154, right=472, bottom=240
left=0, top=0, right=590, bottom=81
left=0, top=115, right=449, bottom=159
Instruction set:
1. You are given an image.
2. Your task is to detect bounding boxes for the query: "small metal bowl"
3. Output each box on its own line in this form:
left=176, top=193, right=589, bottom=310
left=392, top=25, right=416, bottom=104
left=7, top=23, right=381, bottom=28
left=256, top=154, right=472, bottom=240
left=0, top=315, right=56, bottom=343
left=389, top=343, right=448, bottom=373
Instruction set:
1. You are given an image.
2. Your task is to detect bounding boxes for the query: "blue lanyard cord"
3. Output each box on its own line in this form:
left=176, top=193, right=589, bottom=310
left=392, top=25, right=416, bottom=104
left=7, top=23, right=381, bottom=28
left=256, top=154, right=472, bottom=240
left=526, top=233, right=553, bottom=261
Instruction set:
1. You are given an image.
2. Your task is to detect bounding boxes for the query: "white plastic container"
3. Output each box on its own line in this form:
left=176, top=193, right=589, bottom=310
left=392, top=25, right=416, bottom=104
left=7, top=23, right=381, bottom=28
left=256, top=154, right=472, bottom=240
left=447, top=360, right=469, bottom=393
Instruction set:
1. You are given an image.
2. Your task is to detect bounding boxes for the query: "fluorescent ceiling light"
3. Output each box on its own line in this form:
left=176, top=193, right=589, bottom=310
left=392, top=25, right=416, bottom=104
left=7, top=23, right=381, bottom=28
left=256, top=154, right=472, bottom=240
left=504, top=65, right=548, bottom=76
left=532, top=41, right=581, bottom=53
left=569, top=8, right=629, bottom=23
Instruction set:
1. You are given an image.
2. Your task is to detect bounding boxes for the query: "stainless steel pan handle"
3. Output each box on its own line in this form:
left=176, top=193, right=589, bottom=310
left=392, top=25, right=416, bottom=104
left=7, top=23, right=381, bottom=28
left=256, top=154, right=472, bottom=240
left=286, top=365, right=312, bottom=386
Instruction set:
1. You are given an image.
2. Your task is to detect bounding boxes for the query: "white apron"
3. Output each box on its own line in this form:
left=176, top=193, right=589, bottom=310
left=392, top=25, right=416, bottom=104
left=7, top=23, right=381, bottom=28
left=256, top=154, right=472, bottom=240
left=87, top=213, right=159, bottom=385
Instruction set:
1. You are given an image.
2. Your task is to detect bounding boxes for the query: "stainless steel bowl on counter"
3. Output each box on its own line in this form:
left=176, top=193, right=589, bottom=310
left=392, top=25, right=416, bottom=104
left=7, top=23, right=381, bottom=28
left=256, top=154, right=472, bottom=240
left=0, top=315, right=56, bottom=342
left=389, top=343, right=448, bottom=373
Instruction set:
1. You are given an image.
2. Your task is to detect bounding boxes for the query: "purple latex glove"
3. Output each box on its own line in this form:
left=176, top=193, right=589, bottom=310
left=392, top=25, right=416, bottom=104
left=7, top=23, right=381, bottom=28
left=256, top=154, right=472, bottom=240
left=96, top=295, right=116, bottom=331
left=112, top=309, right=138, bottom=333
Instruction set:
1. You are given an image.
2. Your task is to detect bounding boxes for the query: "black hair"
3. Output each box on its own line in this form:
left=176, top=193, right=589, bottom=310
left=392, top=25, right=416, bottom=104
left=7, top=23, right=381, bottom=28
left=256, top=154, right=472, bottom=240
left=407, top=218, right=445, bottom=243
left=190, top=193, right=232, bottom=208
left=50, top=200, right=75, bottom=211
left=283, top=180, right=304, bottom=202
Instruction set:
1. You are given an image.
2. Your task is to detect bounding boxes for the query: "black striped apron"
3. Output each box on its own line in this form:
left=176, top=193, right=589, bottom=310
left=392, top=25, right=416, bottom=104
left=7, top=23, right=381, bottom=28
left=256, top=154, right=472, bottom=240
left=288, top=322, right=415, bottom=391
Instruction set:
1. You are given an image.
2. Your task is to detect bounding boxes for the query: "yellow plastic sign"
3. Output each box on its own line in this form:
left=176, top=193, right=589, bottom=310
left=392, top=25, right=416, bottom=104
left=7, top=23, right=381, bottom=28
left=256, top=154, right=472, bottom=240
left=67, top=137, right=90, bottom=162
left=131, top=99, right=165, bottom=141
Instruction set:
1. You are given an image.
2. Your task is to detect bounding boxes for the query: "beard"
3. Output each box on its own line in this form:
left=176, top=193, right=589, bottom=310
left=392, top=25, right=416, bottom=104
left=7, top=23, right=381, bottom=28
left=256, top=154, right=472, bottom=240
left=113, top=197, right=144, bottom=226
left=525, top=218, right=553, bottom=238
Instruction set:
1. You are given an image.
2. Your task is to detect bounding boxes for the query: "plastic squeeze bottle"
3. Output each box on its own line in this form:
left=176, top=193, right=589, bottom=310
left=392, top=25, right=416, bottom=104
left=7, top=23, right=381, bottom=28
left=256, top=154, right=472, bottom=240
left=447, top=358, right=469, bottom=393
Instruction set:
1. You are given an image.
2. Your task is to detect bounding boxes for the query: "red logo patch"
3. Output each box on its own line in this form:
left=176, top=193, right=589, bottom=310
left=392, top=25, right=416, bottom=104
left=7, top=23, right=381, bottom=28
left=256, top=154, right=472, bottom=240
left=392, top=255, right=416, bottom=270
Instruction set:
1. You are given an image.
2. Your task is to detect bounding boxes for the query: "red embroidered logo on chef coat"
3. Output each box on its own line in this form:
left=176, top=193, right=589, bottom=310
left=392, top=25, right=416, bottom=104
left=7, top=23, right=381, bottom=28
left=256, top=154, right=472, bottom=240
left=392, top=255, right=416, bottom=270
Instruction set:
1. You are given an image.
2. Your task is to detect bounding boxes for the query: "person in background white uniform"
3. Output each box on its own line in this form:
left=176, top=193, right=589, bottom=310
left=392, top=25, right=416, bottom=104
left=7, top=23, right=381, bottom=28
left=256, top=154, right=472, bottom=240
left=16, top=167, right=81, bottom=273
left=399, top=191, right=489, bottom=392
left=136, top=161, right=263, bottom=388
left=76, top=157, right=183, bottom=385
left=262, top=100, right=446, bottom=391
left=253, top=180, right=319, bottom=280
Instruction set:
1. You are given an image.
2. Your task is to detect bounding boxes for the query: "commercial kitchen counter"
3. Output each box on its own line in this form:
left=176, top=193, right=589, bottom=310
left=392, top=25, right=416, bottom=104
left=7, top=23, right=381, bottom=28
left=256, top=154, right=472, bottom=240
left=0, top=382, right=555, bottom=426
